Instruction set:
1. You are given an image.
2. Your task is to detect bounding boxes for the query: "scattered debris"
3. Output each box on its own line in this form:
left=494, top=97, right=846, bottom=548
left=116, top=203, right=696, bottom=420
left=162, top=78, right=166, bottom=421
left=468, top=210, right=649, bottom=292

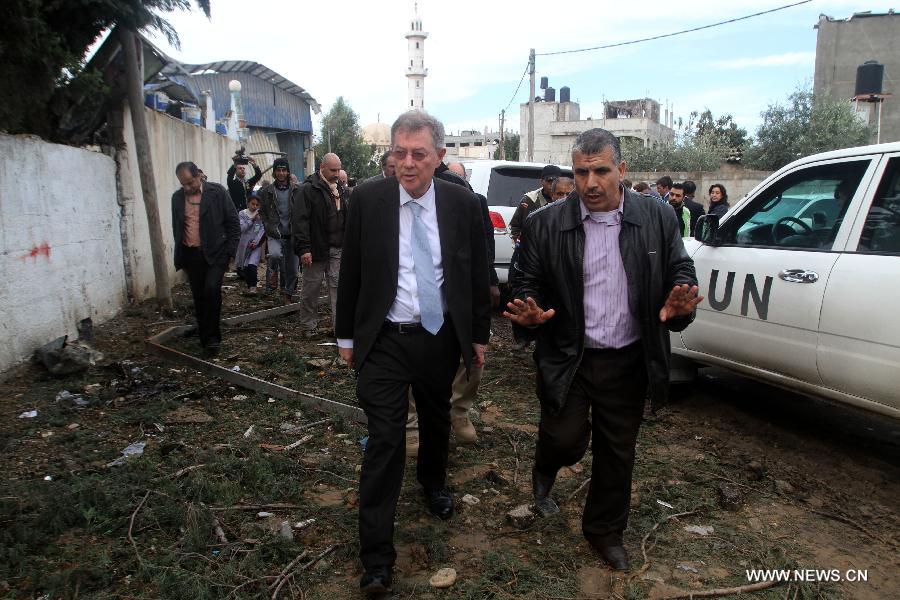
left=656, top=499, right=675, bottom=509
left=429, top=567, right=458, bottom=589
left=293, top=518, right=316, bottom=531
left=107, top=441, right=147, bottom=467
left=243, top=425, right=255, bottom=438
left=18, top=410, right=38, bottom=419
left=279, top=520, right=294, bottom=541
left=684, top=525, right=715, bottom=536
left=718, top=483, right=743, bottom=511
left=34, top=335, right=104, bottom=376
left=233, top=394, right=249, bottom=401
left=774, top=479, right=795, bottom=495
left=83, top=383, right=102, bottom=395
left=745, top=460, right=766, bottom=481
left=257, top=512, right=274, bottom=518
left=231, top=365, right=241, bottom=372
left=55, top=390, right=85, bottom=405
left=676, top=562, right=700, bottom=574
left=267, top=397, right=276, bottom=403
left=506, top=504, right=535, bottom=529
left=284, top=435, right=314, bottom=451
left=484, top=469, right=508, bottom=486
left=163, top=406, right=213, bottom=424
left=306, top=358, right=332, bottom=370
left=43, top=475, right=53, bottom=481
left=461, top=494, right=480, bottom=506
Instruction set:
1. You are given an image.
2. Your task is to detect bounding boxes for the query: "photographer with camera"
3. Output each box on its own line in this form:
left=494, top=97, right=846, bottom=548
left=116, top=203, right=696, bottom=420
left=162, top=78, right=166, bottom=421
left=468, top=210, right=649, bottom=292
left=226, top=148, right=262, bottom=211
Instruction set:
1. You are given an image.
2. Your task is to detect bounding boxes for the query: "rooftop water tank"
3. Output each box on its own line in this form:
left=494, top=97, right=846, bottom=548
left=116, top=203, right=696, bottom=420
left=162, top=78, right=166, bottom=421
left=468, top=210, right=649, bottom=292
left=855, top=61, right=884, bottom=96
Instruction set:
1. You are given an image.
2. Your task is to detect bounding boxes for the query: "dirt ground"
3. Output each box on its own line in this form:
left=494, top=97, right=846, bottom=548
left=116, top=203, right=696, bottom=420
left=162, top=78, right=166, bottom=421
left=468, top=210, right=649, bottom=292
left=1, top=278, right=898, bottom=599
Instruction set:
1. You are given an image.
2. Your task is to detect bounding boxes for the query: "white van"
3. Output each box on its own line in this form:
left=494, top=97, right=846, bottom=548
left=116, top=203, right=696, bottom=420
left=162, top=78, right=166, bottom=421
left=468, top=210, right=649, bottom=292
left=462, top=160, right=572, bottom=284
left=674, top=142, right=900, bottom=419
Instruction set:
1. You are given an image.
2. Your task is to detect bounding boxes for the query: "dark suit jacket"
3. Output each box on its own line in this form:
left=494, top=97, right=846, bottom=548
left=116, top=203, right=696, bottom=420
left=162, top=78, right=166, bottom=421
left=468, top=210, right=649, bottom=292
left=171, top=181, right=240, bottom=270
left=336, top=176, right=491, bottom=372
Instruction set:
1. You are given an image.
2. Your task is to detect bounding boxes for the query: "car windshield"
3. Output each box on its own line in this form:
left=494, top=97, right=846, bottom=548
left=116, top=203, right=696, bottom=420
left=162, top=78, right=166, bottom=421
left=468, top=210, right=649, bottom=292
left=486, top=166, right=573, bottom=207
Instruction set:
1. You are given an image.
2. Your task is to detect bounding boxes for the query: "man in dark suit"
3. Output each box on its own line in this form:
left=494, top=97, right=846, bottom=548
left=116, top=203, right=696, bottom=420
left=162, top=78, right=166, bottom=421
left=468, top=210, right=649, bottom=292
left=336, top=110, right=491, bottom=596
left=171, top=161, right=240, bottom=356
left=364, top=150, right=398, bottom=183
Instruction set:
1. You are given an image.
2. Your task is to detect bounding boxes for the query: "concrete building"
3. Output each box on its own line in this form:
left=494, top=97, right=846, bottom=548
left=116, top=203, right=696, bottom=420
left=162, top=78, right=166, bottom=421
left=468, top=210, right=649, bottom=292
left=406, top=3, right=428, bottom=110
left=520, top=94, right=676, bottom=166
left=156, top=60, right=320, bottom=177
left=445, top=128, right=500, bottom=160
left=814, top=11, right=900, bottom=144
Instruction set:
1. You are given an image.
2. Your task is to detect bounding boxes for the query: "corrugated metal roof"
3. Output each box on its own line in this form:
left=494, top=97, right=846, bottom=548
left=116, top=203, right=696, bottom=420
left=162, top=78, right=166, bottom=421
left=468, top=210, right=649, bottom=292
left=176, top=61, right=321, bottom=114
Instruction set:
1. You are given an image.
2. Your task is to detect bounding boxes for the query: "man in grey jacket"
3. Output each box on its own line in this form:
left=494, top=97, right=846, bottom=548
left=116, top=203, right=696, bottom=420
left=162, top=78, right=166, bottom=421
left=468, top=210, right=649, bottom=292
left=505, top=129, right=702, bottom=571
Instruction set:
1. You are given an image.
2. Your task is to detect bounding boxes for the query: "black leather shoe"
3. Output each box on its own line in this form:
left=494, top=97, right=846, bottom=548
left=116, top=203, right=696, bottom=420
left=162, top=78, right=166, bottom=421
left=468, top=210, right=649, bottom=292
left=423, top=487, right=454, bottom=520
left=532, top=467, right=559, bottom=516
left=596, top=544, right=629, bottom=571
left=360, top=566, right=392, bottom=596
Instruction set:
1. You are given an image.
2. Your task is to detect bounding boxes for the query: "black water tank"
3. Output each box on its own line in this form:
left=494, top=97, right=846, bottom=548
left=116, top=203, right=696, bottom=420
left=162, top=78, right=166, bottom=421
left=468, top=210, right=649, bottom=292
left=540, top=76, right=548, bottom=90
left=560, top=86, right=571, bottom=103
left=855, top=61, right=884, bottom=96
left=544, top=87, right=556, bottom=102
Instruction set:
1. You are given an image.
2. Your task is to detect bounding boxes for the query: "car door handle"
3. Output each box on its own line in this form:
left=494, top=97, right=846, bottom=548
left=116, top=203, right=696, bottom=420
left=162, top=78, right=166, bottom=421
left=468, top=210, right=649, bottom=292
left=779, top=269, right=819, bottom=283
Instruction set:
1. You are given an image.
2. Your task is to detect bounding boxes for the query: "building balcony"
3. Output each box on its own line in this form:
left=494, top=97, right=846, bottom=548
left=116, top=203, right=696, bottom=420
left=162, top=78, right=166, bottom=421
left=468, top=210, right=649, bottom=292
left=406, top=67, right=428, bottom=76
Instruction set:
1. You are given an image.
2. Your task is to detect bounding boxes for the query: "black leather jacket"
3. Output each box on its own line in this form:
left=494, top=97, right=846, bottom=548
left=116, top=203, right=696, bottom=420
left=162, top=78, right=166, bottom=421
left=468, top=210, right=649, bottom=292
left=512, top=188, right=698, bottom=414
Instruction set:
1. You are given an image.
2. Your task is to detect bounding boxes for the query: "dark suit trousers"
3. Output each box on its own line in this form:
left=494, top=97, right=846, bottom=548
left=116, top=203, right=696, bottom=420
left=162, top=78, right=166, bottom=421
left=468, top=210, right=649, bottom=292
left=182, top=246, right=227, bottom=347
left=534, top=342, right=647, bottom=546
left=356, top=321, right=461, bottom=569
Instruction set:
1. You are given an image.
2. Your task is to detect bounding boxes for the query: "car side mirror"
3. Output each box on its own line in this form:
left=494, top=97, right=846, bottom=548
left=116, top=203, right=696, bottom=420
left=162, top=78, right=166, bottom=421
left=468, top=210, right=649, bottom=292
left=695, top=214, right=720, bottom=245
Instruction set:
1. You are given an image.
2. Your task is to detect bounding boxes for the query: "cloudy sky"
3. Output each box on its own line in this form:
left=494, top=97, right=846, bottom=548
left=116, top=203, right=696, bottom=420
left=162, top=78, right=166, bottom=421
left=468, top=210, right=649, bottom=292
left=146, top=0, right=897, bottom=139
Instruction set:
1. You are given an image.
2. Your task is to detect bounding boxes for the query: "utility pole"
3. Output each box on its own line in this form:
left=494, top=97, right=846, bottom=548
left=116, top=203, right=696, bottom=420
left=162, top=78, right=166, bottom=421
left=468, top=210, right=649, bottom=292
left=119, top=27, right=172, bottom=310
left=527, top=48, right=535, bottom=163
left=499, top=110, right=506, bottom=160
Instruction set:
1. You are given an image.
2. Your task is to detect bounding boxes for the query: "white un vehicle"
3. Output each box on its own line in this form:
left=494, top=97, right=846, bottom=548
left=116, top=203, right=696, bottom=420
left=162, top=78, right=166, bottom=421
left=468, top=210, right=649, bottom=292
left=673, top=142, right=900, bottom=419
left=463, top=160, right=572, bottom=284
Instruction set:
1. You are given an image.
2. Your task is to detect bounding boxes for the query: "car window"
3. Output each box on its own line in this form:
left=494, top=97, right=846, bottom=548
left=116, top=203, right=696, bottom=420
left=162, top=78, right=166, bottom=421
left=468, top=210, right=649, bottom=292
left=487, top=167, right=573, bottom=207
left=719, top=160, right=869, bottom=250
left=857, top=156, right=900, bottom=255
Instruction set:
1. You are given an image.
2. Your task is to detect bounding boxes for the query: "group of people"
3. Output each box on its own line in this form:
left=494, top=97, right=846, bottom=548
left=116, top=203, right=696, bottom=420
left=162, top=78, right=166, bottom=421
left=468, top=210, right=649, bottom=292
left=629, top=175, right=732, bottom=237
left=171, top=150, right=356, bottom=356
left=169, top=109, right=704, bottom=597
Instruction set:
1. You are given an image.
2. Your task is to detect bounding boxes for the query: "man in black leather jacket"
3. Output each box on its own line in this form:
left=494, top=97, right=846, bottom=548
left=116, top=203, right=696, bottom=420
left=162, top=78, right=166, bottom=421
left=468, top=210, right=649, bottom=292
left=505, top=128, right=702, bottom=571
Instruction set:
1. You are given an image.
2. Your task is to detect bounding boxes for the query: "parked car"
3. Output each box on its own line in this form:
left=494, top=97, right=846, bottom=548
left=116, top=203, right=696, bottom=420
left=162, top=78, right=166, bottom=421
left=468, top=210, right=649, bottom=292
left=463, top=160, right=573, bottom=284
left=672, top=141, right=900, bottom=419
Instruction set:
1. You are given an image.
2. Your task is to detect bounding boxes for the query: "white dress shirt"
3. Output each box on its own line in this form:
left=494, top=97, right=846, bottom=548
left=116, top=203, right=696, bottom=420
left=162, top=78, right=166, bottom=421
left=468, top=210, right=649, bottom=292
left=337, top=180, right=445, bottom=349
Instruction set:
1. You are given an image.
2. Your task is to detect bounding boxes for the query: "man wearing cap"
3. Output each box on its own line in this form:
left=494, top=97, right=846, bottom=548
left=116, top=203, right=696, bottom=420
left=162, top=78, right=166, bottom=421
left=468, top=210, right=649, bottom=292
left=258, top=157, right=303, bottom=304
left=296, top=152, right=350, bottom=336
left=509, top=164, right=561, bottom=242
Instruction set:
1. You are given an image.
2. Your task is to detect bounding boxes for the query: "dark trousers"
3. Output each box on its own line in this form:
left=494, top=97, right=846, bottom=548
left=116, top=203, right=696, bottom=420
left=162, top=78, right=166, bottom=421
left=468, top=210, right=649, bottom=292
left=356, top=321, right=461, bottom=569
left=534, top=342, right=647, bottom=546
left=239, top=264, right=258, bottom=288
left=182, top=246, right=227, bottom=347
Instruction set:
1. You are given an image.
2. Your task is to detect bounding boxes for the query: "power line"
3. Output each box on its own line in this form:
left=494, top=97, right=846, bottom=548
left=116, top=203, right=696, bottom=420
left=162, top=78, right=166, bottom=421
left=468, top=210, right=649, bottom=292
left=536, top=0, right=812, bottom=57
left=501, top=60, right=530, bottom=113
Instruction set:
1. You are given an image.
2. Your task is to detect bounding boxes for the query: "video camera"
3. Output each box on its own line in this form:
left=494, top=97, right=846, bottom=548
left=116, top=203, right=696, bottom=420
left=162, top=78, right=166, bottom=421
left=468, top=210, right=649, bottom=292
left=233, top=146, right=250, bottom=165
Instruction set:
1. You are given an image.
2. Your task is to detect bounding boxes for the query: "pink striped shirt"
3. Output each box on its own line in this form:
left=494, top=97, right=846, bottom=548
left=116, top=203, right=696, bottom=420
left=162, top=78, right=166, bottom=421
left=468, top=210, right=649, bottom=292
left=581, top=192, right=640, bottom=349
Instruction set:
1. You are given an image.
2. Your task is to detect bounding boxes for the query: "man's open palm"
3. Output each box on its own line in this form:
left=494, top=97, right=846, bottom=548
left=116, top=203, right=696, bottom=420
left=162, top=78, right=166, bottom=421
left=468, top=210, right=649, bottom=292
left=503, top=297, right=555, bottom=328
left=659, top=284, right=703, bottom=322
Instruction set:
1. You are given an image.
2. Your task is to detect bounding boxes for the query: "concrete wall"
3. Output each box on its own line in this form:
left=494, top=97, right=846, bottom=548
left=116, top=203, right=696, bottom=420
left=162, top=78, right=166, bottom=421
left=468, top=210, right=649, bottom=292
left=118, top=104, right=235, bottom=300
left=628, top=165, right=773, bottom=208
left=814, top=13, right=900, bottom=143
left=0, top=134, right=126, bottom=372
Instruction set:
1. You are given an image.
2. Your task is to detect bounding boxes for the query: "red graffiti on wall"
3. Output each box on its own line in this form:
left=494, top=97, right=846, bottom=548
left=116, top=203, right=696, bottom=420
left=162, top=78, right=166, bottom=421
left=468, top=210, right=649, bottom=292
left=21, top=242, right=51, bottom=260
